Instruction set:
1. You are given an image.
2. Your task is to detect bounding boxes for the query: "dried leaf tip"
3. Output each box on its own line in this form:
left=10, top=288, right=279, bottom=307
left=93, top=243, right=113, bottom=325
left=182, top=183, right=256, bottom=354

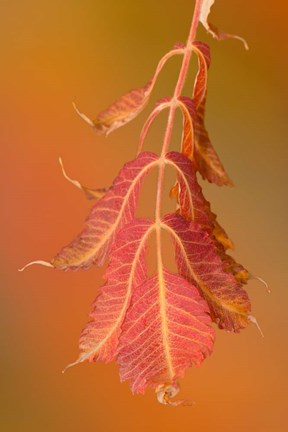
left=59, top=157, right=83, bottom=192
left=72, top=102, right=94, bottom=128
left=252, top=275, right=271, bottom=294
left=62, top=357, right=82, bottom=374
left=249, top=315, right=264, bottom=338
left=59, top=157, right=106, bottom=200
left=199, top=0, right=249, bottom=50
left=156, top=383, right=189, bottom=407
left=18, top=260, right=53, bottom=272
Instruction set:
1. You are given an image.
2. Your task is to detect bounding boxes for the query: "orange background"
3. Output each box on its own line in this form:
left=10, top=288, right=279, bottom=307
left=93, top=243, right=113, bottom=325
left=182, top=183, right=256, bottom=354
left=1, top=1, right=287, bottom=431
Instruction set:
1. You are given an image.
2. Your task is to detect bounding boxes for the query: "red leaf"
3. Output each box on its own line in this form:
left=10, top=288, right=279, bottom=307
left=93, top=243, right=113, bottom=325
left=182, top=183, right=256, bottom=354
left=191, top=41, right=232, bottom=185
left=66, top=219, right=153, bottom=366
left=162, top=213, right=251, bottom=332
left=117, top=268, right=214, bottom=394
left=177, top=96, right=196, bottom=159
left=166, top=151, right=233, bottom=250
left=194, top=98, right=233, bottom=186
left=50, top=152, right=159, bottom=270
left=192, top=42, right=211, bottom=109
left=176, top=42, right=233, bottom=186
left=73, top=47, right=185, bottom=135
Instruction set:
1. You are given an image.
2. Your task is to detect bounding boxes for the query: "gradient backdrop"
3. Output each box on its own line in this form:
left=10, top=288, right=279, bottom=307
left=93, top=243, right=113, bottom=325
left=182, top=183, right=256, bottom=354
left=1, top=1, right=287, bottom=431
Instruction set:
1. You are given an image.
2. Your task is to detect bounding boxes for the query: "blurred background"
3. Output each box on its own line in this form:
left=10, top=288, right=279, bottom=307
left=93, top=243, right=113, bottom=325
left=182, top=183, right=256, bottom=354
left=1, top=0, right=287, bottom=431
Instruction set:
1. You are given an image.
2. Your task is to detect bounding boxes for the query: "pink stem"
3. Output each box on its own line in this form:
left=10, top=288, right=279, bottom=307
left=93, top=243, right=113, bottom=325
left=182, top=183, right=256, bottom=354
left=155, top=0, right=202, bottom=222
left=137, top=102, right=171, bottom=156
left=154, top=3, right=203, bottom=384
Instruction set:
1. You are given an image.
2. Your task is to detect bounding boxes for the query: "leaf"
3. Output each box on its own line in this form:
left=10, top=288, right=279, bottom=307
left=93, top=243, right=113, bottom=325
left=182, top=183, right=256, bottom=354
left=192, top=41, right=211, bottom=109
left=166, top=151, right=233, bottom=250
left=199, top=0, right=248, bottom=50
left=50, top=152, right=159, bottom=270
left=212, top=220, right=234, bottom=251
left=217, top=244, right=250, bottom=285
left=194, top=98, right=233, bottom=186
left=162, top=213, right=251, bottom=332
left=178, top=42, right=233, bottom=186
left=177, top=96, right=196, bottom=159
left=74, top=47, right=185, bottom=135
left=82, top=81, right=152, bottom=135
left=169, top=97, right=195, bottom=200
left=166, top=152, right=249, bottom=287
left=66, top=219, right=153, bottom=366
left=117, top=268, right=214, bottom=395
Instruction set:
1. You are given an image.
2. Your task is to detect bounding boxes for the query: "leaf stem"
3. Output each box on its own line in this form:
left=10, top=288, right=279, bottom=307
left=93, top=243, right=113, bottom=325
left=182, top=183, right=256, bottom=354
left=154, top=0, right=203, bottom=386
left=155, top=0, right=202, bottom=222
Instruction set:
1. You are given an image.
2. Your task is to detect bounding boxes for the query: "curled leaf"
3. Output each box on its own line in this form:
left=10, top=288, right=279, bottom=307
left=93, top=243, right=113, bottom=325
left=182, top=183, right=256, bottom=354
left=199, top=0, right=248, bottom=49
left=194, top=98, right=233, bottom=186
left=74, top=47, right=185, bottom=135
left=169, top=97, right=195, bottom=200
left=156, top=383, right=184, bottom=406
left=166, top=151, right=233, bottom=250
left=191, top=41, right=211, bottom=109
left=177, top=96, right=196, bottom=159
left=178, top=42, right=233, bottom=186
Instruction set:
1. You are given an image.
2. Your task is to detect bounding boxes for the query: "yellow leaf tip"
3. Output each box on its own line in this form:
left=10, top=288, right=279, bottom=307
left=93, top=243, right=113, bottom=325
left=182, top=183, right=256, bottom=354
left=249, top=315, right=264, bottom=338
left=62, top=357, right=83, bottom=374
left=18, top=260, right=53, bottom=272
left=58, top=157, right=82, bottom=191
left=234, top=35, right=249, bottom=51
left=253, top=275, right=271, bottom=294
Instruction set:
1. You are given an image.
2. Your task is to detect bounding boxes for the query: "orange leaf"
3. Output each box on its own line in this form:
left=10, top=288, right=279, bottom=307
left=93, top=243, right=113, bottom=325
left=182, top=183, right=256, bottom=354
left=192, top=41, right=211, bottom=109
left=177, top=96, right=196, bottom=159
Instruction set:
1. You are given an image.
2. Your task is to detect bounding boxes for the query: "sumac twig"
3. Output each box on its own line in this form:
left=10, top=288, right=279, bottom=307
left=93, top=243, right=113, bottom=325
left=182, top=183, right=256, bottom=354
left=21, top=0, right=261, bottom=405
